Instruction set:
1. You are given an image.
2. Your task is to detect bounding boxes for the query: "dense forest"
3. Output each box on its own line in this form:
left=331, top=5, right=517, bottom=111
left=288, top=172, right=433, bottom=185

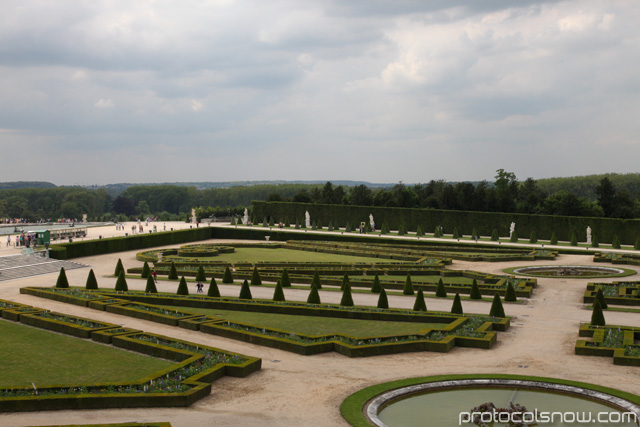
left=0, top=172, right=639, bottom=221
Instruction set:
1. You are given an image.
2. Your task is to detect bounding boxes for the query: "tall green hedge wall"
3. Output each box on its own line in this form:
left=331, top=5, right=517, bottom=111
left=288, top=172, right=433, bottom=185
left=251, top=201, right=640, bottom=245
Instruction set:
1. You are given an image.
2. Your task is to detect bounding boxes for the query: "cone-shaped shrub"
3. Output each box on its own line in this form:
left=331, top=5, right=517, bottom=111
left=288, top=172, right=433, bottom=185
left=469, top=279, right=482, bottom=300
left=251, top=266, right=262, bottom=286
left=340, top=282, right=354, bottom=307
left=434, top=226, right=442, bottom=238
left=114, top=259, right=124, bottom=276
left=452, top=227, right=460, bottom=239
left=168, top=262, right=178, bottom=280
left=262, top=216, right=268, bottom=227
left=340, top=273, right=350, bottom=291
left=505, top=282, right=517, bottom=302
left=416, top=225, right=424, bottom=237
left=252, top=215, right=258, bottom=226
left=141, top=262, right=150, bottom=279
left=570, top=231, right=577, bottom=246
left=177, top=276, right=189, bottom=295
left=345, top=222, right=351, bottom=233
left=365, top=222, right=371, bottom=233
left=273, top=280, right=285, bottom=302
left=268, top=217, right=274, bottom=227
left=489, top=293, right=505, bottom=318
left=591, top=299, right=606, bottom=326
left=280, top=269, right=291, bottom=288
left=145, top=275, right=158, bottom=293
left=56, top=267, right=69, bottom=288
left=222, top=266, right=233, bottom=284
left=115, top=270, right=128, bottom=292
left=635, top=237, right=640, bottom=251
left=377, top=288, right=389, bottom=309
left=208, top=276, right=220, bottom=297
left=317, top=220, right=323, bottom=230
left=371, top=275, right=382, bottom=293
left=312, top=220, right=317, bottom=230
left=413, top=289, right=427, bottom=312
left=328, top=221, right=334, bottom=231
left=471, top=228, right=478, bottom=239
left=403, top=274, right=415, bottom=295
left=592, top=235, right=599, bottom=248
left=510, top=231, right=519, bottom=243
left=295, top=219, right=300, bottom=229
left=451, top=293, right=463, bottom=315
left=85, top=269, right=98, bottom=289
left=550, top=232, right=558, bottom=245
left=284, top=217, right=290, bottom=227
left=491, top=229, right=499, bottom=241
left=612, top=235, right=621, bottom=249
left=435, top=279, right=447, bottom=298
left=239, top=279, right=252, bottom=300
left=529, top=231, right=537, bottom=244
left=381, top=222, right=389, bottom=235
left=311, top=269, right=322, bottom=290
left=307, top=284, right=321, bottom=304
left=196, top=265, right=206, bottom=282
left=397, top=224, right=406, bottom=236
left=595, top=288, right=608, bottom=310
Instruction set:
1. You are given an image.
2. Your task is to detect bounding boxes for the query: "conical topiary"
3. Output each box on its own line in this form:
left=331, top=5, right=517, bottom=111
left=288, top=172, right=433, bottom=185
left=345, top=222, right=351, bottom=233
left=612, top=235, right=621, bottom=249
left=85, top=269, right=98, bottom=290
left=115, top=270, right=128, bottom=292
left=141, top=262, right=150, bottom=279
left=280, top=269, right=291, bottom=288
left=469, top=279, right=482, bottom=300
left=145, top=275, right=158, bottom=293
left=114, top=259, right=124, bottom=276
left=377, top=287, right=389, bottom=309
left=208, top=276, right=220, bottom=297
left=239, top=279, right=252, bottom=300
left=273, top=280, right=285, bottom=302
left=403, top=274, right=415, bottom=295
left=570, top=231, right=577, bottom=246
left=196, top=265, right=206, bottom=282
left=251, top=266, right=262, bottom=286
left=340, top=282, right=354, bottom=307
left=371, top=275, right=382, bottom=293
left=471, top=228, right=478, bottom=240
left=56, top=267, right=69, bottom=288
left=505, top=282, right=517, bottom=302
left=591, top=299, right=605, bottom=326
left=592, top=235, right=599, bottom=248
left=491, top=229, right=499, bottom=241
left=489, top=293, right=505, bottom=318
left=177, top=276, right=189, bottom=295
left=168, top=262, right=178, bottom=280
left=435, top=278, right=447, bottom=298
left=413, top=288, right=427, bottom=312
left=452, top=227, right=460, bottom=239
left=510, top=230, right=519, bottom=243
left=451, top=293, right=463, bottom=315
left=222, top=266, right=233, bottom=284
left=328, top=221, right=334, bottom=232
left=529, top=231, right=537, bottom=244
left=381, top=222, right=389, bottom=235
left=416, top=225, right=424, bottom=237
left=340, top=273, right=350, bottom=291
left=550, top=231, right=558, bottom=245
left=311, top=269, right=322, bottom=290
left=307, top=284, right=321, bottom=304
left=595, top=288, right=608, bottom=310
left=284, top=217, right=290, bottom=228
left=397, top=224, right=406, bottom=236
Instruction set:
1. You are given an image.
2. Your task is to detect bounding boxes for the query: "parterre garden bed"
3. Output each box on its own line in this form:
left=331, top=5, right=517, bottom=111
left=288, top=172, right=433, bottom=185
left=584, top=281, right=640, bottom=306
left=575, top=323, right=640, bottom=366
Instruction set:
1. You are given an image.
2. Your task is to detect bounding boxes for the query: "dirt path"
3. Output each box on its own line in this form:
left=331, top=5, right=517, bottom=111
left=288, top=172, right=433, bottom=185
left=1, top=245, right=639, bottom=427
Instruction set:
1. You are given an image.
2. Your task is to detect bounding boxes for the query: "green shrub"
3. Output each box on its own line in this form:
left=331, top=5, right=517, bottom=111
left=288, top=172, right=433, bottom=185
left=595, top=288, right=608, bottom=310
left=85, top=269, right=98, bottom=290
left=268, top=217, right=274, bottom=227
left=251, top=266, right=262, bottom=286
left=491, top=229, right=499, bottom=241
left=317, top=220, right=323, bottom=230
left=328, top=221, right=334, bottom=232
left=262, top=216, right=268, bottom=227
left=413, top=289, right=427, bottom=312
left=570, top=231, right=577, bottom=246
left=222, top=266, right=234, bottom=284
left=340, top=282, right=354, bottom=307
left=381, top=222, right=389, bottom=235
left=435, top=279, right=447, bottom=298
left=591, top=235, right=599, bottom=248
left=591, top=299, right=605, bottom=326
left=177, top=276, right=189, bottom=295
left=56, top=267, right=69, bottom=289
left=195, top=265, right=206, bottom=282
left=471, top=228, right=478, bottom=239
left=141, top=262, right=150, bottom=279
left=208, top=276, right=220, bottom=297
left=311, top=269, right=322, bottom=290
left=115, top=270, right=128, bottom=292
left=416, top=225, right=424, bottom=237
left=433, top=226, right=442, bottom=238
left=510, top=230, right=519, bottom=243
left=168, top=262, right=178, bottom=280
left=307, top=284, right=321, bottom=304
left=489, top=293, right=505, bottom=318
left=280, top=269, right=291, bottom=288
left=451, top=293, right=463, bottom=315
left=550, top=231, right=558, bottom=245
left=252, top=215, right=258, bottom=226
left=371, top=275, right=382, bottom=293
left=295, top=219, right=300, bottom=229
left=145, top=275, right=158, bottom=293
left=452, top=227, right=460, bottom=239
left=239, top=279, right=252, bottom=300
left=377, top=288, right=389, bottom=309
left=312, top=220, right=317, bottom=230
left=273, top=280, right=286, bottom=302
left=114, top=259, right=124, bottom=276
left=635, top=237, right=640, bottom=250
left=341, top=273, right=350, bottom=291
left=612, top=235, right=621, bottom=249
left=505, top=282, right=517, bottom=302
left=403, top=274, right=415, bottom=295
left=345, top=222, right=351, bottom=233
left=469, top=279, right=481, bottom=300
left=284, top=216, right=290, bottom=227
left=529, top=231, right=537, bottom=243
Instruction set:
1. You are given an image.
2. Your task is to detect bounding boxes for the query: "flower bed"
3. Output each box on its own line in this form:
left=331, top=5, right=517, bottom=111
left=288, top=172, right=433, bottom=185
left=575, top=323, right=640, bottom=366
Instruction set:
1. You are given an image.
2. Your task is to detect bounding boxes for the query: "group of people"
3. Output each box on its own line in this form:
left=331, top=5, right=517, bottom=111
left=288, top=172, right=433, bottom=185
left=6, top=233, right=36, bottom=248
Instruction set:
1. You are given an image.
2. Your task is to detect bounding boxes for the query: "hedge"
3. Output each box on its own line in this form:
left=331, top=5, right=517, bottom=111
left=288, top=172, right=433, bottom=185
left=575, top=323, right=640, bottom=366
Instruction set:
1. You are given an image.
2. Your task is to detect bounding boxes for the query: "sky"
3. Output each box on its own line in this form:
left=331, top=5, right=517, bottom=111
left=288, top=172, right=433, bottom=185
left=1, top=0, right=639, bottom=185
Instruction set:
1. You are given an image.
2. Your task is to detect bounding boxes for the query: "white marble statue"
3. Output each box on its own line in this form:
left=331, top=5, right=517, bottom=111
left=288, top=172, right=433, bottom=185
left=305, top=211, right=311, bottom=228
left=243, top=208, right=249, bottom=225
left=509, top=222, right=515, bottom=238
left=191, top=208, right=197, bottom=224
left=586, top=226, right=592, bottom=245
left=369, top=214, right=375, bottom=230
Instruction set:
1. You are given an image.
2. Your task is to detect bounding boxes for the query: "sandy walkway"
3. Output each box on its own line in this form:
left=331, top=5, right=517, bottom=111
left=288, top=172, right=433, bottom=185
left=1, top=234, right=639, bottom=427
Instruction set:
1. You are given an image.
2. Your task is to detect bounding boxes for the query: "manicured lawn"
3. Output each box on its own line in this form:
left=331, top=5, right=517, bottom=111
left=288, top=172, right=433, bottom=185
left=0, top=320, right=174, bottom=387
left=157, top=306, right=449, bottom=337
left=208, top=248, right=403, bottom=263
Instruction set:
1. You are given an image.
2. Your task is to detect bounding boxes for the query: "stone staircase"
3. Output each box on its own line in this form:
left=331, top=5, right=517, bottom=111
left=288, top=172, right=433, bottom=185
left=0, top=254, right=88, bottom=282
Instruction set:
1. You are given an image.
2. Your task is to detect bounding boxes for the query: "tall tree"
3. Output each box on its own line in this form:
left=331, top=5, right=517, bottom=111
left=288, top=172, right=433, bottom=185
left=596, top=177, right=616, bottom=217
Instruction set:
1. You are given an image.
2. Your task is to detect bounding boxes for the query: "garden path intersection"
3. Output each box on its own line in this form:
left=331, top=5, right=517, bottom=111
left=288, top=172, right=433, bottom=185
left=0, top=224, right=639, bottom=427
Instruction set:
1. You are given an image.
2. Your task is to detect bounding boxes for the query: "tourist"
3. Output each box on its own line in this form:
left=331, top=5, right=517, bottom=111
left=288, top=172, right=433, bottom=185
left=152, top=269, right=157, bottom=283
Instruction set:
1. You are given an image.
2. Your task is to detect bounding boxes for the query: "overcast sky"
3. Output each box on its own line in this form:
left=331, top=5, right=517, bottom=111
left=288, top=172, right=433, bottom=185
left=1, top=0, right=638, bottom=185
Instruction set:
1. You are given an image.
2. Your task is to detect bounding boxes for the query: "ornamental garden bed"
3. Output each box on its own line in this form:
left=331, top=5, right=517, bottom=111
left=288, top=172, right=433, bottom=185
left=584, top=282, right=640, bottom=306
left=575, top=323, right=640, bottom=366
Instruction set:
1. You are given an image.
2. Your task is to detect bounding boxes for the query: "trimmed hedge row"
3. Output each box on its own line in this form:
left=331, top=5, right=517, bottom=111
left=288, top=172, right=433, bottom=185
left=251, top=201, right=640, bottom=245
left=594, top=252, right=640, bottom=266
left=583, top=282, right=640, bottom=306
left=575, top=323, right=640, bottom=366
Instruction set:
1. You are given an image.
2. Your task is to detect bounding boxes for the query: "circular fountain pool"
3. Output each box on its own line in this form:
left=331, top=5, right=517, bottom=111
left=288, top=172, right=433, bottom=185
left=504, top=265, right=635, bottom=278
